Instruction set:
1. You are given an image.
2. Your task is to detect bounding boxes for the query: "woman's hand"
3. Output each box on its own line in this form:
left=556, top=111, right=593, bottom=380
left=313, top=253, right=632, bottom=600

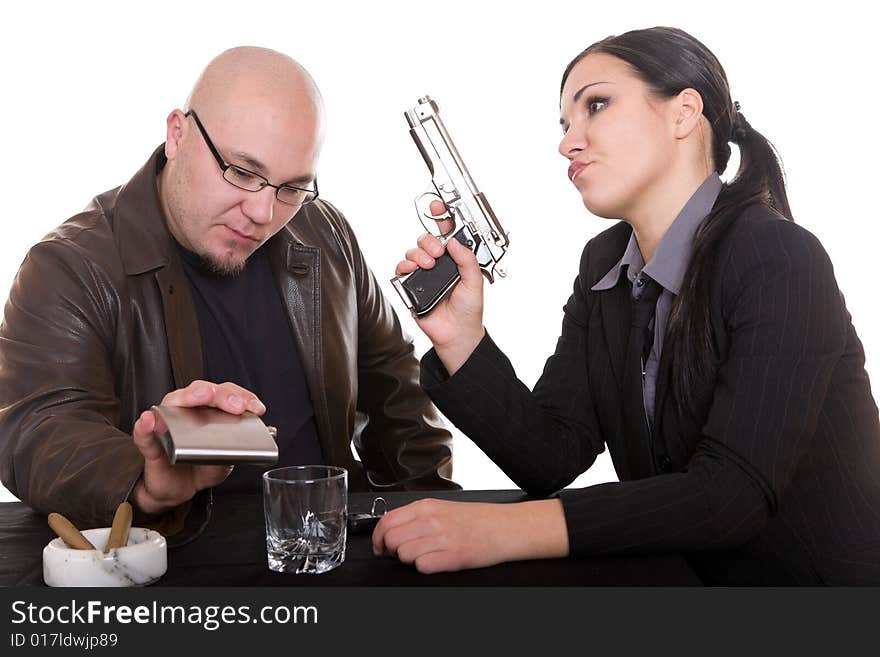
left=395, top=201, right=486, bottom=375
left=371, top=498, right=570, bottom=574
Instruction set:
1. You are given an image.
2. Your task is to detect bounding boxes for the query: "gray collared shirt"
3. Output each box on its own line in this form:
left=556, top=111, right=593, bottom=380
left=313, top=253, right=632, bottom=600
left=591, top=173, right=723, bottom=428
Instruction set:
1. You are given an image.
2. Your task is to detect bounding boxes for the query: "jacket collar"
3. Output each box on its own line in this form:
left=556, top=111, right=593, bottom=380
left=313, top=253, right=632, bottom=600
left=113, top=145, right=178, bottom=275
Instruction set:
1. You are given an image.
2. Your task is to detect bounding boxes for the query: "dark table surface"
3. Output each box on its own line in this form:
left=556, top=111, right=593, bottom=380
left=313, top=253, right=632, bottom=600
left=1, top=489, right=703, bottom=586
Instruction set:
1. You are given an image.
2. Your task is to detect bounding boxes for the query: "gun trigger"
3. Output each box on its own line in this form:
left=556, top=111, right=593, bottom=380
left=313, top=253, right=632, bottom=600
left=415, top=192, right=451, bottom=218
left=415, top=191, right=455, bottom=239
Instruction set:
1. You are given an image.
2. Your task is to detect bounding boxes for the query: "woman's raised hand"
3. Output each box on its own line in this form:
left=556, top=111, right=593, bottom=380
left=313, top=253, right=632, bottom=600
left=394, top=201, right=486, bottom=375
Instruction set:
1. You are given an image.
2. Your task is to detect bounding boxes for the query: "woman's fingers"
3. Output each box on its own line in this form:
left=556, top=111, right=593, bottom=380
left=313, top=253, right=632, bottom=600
left=417, top=232, right=445, bottom=258
left=396, top=537, right=445, bottom=566
left=395, top=259, right=419, bottom=277
left=427, top=200, right=456, bottom=236
left=372, top=499, right=444, bottom=554
left=405, top=247, right=436, bottom=269
left=382, top=522, right=439, bottom=559
left=372, top=502, right=418, bottom=555
left=445, top=236, right=483, bottom=288
left=371, top=500, right=461, bottom=574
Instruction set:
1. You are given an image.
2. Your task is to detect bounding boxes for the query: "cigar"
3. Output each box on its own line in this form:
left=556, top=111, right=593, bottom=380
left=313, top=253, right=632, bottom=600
left=104, top=502, right=133, bottom=553
left=47, top=513, right=96, bottom=550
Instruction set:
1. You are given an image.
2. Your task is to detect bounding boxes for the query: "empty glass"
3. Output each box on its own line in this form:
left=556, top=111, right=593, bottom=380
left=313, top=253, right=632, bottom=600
left=262, top=465, right=347, bottom=574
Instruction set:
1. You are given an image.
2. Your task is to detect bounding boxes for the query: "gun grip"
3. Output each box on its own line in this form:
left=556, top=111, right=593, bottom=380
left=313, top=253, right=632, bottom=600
left=400, top=227, right=479, bottom=317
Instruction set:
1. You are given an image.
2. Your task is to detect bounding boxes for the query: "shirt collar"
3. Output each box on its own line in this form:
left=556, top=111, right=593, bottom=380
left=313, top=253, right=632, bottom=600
left=591, top=173, right=723, bottom=294
left=590, top=230, right=644, bottom=290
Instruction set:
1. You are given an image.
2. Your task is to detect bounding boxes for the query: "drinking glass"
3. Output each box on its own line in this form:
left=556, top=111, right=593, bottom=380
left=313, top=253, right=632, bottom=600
left=262, top=465, right=347, bottom=574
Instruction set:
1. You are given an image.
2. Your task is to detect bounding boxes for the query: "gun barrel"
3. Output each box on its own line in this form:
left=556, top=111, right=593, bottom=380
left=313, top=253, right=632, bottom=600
left=406, top=97, right=479, bottom=197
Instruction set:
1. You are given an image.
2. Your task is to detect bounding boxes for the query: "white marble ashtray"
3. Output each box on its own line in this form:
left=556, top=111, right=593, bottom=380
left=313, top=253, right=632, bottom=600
left=43, top=527, right=167, bottom=587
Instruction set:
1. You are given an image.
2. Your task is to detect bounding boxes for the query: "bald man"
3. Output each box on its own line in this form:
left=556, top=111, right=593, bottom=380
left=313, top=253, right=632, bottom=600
left=0, top=47, right=457, bottom=543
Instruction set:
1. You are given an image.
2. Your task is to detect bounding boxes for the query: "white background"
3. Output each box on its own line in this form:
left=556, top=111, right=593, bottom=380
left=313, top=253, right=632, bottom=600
left=1, top=0, right=877, bottom=503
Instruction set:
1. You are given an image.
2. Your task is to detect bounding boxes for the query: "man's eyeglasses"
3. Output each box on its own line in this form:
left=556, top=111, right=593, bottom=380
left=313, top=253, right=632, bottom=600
left=185, top=110, right=318, bottom=207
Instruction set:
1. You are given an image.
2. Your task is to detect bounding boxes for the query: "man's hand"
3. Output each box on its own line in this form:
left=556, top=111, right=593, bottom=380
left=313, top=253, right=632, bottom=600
left=131, top=380, right=267, bottom=516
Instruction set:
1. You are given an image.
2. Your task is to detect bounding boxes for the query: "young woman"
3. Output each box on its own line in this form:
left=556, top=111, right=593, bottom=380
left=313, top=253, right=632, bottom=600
left=373, top=27, right=880, bottom=585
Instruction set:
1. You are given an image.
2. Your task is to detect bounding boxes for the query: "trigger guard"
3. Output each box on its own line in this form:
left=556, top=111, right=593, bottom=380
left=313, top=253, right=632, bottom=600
left=414, top=192, right=452, bottom=236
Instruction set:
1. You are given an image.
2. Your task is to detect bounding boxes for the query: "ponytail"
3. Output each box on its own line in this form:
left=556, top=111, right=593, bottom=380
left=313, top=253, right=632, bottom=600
left=668, top=109, right=792, bottom=417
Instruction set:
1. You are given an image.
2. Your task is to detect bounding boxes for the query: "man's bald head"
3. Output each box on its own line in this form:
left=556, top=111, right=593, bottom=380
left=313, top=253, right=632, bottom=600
left=185, top=46, right=324, bottom=132
left=159, top=46, right=325, bottom=275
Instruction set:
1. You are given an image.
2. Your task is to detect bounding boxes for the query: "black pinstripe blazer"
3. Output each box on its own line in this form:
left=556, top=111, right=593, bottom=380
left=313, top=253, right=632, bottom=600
left=422, top=203, right=880, bottom=585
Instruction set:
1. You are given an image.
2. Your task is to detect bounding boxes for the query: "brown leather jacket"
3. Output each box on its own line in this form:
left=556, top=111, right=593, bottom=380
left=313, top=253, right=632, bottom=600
left=0, top=147, right=457, bottom=542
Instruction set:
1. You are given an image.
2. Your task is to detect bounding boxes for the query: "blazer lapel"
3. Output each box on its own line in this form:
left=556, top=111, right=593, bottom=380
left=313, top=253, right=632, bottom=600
left=599, top=282, right=631, bottom=390
left=654, top=350, right=673, bottom=440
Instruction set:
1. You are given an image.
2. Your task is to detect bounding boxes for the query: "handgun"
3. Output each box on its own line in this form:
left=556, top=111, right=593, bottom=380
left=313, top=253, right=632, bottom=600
left=390, top=96, right=510, bottom=317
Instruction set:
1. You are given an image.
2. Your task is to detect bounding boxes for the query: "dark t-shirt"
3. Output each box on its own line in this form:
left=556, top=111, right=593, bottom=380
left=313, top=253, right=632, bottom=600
left=177, top=244, right=324, bottom=493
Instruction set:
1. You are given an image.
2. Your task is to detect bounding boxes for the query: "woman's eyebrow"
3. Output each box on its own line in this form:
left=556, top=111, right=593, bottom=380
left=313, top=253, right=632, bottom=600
left=573, top=81, right=610, bottom=102
left=560, top=81, right=611, bottom=125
